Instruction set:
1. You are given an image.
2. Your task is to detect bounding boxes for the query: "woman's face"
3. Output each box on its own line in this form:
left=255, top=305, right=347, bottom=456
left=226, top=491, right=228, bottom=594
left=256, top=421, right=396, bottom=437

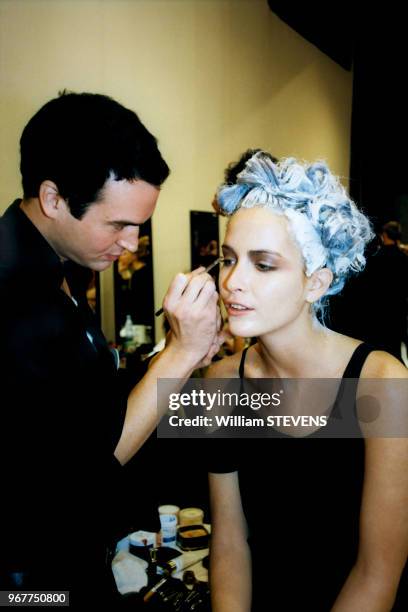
left=219, top=207, right=310, bottom=338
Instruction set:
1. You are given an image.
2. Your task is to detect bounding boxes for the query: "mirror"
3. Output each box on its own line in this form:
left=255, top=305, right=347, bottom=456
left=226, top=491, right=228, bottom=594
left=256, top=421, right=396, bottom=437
left=113, top=219, right=155, bottom=348
left=190, top=210, right=220, bottom=280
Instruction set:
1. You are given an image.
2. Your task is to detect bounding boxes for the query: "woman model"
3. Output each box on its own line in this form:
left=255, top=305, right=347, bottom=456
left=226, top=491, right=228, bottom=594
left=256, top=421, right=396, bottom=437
left=207, top=152, right=408, bottom=611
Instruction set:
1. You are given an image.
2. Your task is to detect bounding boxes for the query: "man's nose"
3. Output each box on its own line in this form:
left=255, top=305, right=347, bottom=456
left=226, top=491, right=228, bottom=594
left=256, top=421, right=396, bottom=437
left=117, top=227, right=139, bottom=252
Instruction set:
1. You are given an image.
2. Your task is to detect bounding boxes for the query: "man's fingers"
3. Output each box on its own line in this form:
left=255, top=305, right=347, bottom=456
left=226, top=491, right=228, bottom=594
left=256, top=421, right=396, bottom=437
left=192, top=279, right=218, bottom=309
left=163, top=267, right=214, bottom=312
left=187, top=266, right=206, bottom=280
left=198, top=329, right=229, bottom=368
left=182, top=273, right=215, bottom=303
left=216, top=305, right=222, bottom=332
left=217, top=329, right=229, bottom=346
left=163, top=273, right=188, bottom=311
left=160, top=268, right=219, bottom=368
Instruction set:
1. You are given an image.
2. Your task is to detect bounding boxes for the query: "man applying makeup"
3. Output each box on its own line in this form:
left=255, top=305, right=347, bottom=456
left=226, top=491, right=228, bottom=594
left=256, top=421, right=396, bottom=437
left=0, top=92, right=222, bottom=607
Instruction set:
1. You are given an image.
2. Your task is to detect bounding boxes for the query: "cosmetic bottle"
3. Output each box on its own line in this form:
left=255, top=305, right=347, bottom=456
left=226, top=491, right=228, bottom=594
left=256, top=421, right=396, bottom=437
left=145, top=547, right=159, bottom=587
left=157, top=549, right=208, bottom=576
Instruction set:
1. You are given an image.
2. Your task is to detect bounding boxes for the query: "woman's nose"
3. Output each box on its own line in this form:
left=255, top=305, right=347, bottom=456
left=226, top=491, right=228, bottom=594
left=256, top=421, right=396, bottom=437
left=222, top=262, right=247, bottom=293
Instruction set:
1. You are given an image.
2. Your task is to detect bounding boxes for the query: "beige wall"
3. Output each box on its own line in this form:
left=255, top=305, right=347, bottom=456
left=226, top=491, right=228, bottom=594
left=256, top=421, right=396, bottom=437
left=0, top=0, right=352, bottom=342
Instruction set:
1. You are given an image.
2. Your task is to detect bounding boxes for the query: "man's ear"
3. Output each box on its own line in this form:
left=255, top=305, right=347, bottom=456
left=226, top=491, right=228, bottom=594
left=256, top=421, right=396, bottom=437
left=38, top=180, right=67, bottom=219
left=306, top=267, right=333, bottom=304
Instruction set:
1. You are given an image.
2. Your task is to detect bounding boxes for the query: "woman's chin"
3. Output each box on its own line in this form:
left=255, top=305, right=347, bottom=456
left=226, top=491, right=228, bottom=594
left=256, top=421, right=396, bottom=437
left=229, top=320, right=257, bottom=339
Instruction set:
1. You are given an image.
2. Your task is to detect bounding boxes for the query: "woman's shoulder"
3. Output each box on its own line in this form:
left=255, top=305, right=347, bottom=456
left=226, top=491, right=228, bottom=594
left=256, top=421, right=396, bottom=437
left=361, top=349, right=408, bottom=378
left=328, top=332, right=407, bottom=378
left=205, top=350, right=244, bottom=378
left=358, top=350, right=407, bottom=438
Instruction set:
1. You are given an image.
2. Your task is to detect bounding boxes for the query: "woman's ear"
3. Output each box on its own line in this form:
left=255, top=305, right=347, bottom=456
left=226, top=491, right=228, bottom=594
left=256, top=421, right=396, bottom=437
left=38, top=180, right=66, bottom=219
left=306, top=267, right=333, bottom=304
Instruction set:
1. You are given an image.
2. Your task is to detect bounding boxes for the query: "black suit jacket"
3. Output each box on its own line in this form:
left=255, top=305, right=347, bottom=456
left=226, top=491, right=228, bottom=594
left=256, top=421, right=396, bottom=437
left=0, top=201, right=132, bottom=605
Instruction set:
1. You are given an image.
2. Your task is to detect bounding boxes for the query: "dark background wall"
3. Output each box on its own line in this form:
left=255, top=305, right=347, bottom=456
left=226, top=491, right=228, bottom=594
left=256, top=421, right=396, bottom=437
left=268, top=3, right=408, bottom=240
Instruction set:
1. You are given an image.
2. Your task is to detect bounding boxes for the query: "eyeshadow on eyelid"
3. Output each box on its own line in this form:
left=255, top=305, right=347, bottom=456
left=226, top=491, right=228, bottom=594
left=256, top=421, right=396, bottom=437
left=252, top=255, right=278, bottom=264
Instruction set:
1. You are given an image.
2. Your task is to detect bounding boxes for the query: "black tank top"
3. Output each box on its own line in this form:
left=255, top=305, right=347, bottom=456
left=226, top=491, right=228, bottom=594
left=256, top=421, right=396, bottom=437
left=239, top=340, right=373, bottom=378
left=214, top=343, right=374, bottom=610
left=210, top=343, right=407, bottom=610
left=238, top=342, right=373, bottom=439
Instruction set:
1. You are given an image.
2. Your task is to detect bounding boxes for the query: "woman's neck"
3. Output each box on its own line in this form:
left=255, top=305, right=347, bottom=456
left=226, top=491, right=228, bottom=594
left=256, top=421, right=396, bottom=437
left=255, top=316, right=334, bottom=378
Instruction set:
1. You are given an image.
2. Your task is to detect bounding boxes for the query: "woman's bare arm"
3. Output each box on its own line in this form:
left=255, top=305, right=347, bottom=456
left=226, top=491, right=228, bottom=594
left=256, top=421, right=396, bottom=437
left=332, top=437, right=408, bottom=611
left=209, top=471, right=252, bottom=612
left=332, top=353, right=408, bottom=611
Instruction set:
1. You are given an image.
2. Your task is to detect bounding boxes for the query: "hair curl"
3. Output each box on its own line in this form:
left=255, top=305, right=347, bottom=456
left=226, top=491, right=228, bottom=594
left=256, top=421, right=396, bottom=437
left=216, top=152, right=374, bottom=319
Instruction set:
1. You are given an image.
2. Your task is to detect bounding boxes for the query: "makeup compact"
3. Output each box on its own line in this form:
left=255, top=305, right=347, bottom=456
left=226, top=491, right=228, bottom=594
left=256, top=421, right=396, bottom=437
left=177, top=525, right=210, bottom=551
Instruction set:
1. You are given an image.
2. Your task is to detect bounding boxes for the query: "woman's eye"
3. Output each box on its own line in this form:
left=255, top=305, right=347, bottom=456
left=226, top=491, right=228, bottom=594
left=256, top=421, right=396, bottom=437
left=221, top=257, right=235, bottom=267
left=255, top=262, right=276, bottom=272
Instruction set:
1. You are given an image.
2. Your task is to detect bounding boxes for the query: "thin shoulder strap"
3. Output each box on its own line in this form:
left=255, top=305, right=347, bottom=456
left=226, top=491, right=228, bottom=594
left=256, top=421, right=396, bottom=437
left=331, top=342, right=376, bottom=424
left=342, top=342, right=375, bottom=378
left=239, top=343, right=374, bottom=380
left=239, top=346, right=250, bottom=379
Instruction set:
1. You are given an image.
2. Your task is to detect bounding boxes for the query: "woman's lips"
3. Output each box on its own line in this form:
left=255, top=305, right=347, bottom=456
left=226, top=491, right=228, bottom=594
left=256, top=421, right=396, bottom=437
left=225, top=302, right=254, bottom=317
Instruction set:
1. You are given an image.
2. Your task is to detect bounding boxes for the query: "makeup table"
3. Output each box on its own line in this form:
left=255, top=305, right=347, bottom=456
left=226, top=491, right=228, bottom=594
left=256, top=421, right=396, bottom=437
left=111, top=526, right=210, bottom=600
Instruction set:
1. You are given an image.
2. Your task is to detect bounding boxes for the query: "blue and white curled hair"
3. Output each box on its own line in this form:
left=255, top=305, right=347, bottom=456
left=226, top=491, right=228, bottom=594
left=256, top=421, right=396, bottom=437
left=216, top=152, right=374, bottom=319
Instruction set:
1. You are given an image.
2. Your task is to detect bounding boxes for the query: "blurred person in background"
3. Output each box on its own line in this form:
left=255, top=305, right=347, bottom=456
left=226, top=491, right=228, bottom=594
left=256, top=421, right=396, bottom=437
left=331, top=219, right=408, bottom=361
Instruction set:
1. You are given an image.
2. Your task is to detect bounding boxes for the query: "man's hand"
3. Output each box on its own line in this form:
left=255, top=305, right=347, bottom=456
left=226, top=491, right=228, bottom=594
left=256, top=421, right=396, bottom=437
left=161, top=268, right=220, bottom=368
left=115, top=268, right=224, bottom=465
left=196, top=301, right=228, bottom=368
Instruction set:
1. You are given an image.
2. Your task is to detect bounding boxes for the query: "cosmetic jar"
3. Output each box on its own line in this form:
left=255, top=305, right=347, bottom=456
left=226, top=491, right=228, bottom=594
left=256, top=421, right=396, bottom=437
left=177, top=525, right=210, bottom=551
left=179, top=507, right=204, bottom=527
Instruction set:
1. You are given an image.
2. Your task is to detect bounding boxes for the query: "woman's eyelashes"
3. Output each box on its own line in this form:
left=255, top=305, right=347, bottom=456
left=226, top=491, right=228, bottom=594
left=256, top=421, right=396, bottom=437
left=254, top=261, right=277, bottom=272
left=220, top=256, right=235, bottom=267
left=220, top=256, right=277, bottom=272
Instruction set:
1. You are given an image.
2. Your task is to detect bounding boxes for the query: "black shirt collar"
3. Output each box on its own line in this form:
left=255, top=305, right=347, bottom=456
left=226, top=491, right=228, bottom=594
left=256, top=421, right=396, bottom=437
left=1, top=199, right=65, bottom=291
left=2, top=199, right=95, bottom=301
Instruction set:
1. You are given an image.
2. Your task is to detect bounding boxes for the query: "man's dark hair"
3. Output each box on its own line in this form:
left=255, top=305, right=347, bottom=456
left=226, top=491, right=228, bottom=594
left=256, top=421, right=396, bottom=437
left=20, top=91, right=170, bottom=219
